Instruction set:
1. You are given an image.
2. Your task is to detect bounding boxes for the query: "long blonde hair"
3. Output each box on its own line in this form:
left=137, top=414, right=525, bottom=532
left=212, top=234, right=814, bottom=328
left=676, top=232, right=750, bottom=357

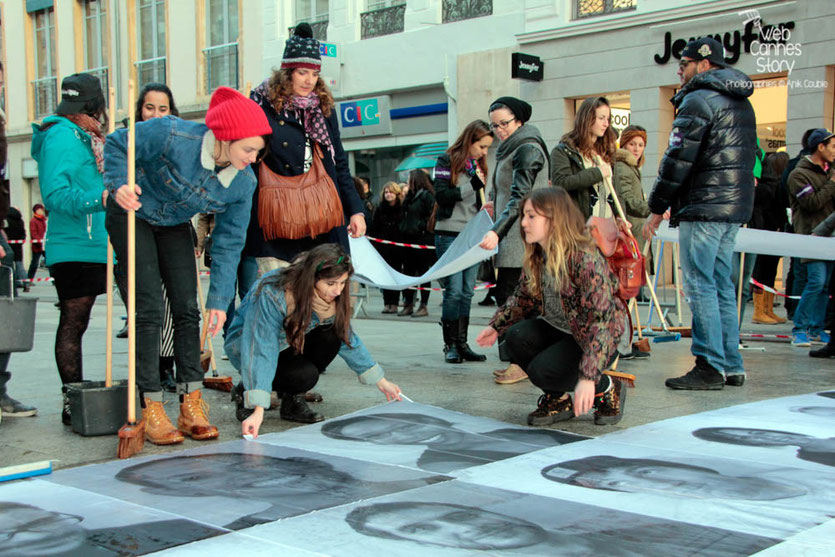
left=521, top=188, right=595, bottom=294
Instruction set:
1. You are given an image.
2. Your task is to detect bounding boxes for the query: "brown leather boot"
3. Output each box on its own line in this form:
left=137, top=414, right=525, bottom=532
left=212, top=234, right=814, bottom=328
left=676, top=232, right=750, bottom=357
left=178, top=390, right=219, bottom=440
left=763, top=291, right=787, bottom=323
left=752, top=290, right=778, bottom=324
left=142, top=398, right=185, bottom=445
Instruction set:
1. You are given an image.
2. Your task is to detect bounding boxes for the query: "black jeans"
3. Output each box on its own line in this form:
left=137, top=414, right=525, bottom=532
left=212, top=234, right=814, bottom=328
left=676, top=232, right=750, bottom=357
left=273, top=325, right=341, bottom=395
left=27, top=252, right=42, bottom=280
left=106, top=204, right=202, bottom=397
left=504, top=319, right=586, bottom=395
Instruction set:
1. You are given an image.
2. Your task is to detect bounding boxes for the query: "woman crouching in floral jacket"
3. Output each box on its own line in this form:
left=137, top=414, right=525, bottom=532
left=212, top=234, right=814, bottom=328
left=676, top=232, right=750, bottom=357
left=476, top=187, right=627, bottom=426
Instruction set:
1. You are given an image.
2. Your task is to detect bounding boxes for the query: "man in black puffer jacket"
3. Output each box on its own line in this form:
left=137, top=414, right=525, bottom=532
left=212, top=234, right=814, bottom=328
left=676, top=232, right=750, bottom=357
left=643, top=37, right=756, bottom=391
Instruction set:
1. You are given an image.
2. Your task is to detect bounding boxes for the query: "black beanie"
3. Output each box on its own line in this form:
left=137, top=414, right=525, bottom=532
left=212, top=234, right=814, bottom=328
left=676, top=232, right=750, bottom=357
left=281, top=23, right=321, bottom=71
left=491, top=96, right=532, bottom=124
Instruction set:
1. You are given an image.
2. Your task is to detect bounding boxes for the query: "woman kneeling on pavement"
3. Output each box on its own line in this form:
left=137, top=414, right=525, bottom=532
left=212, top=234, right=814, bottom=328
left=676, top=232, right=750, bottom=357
left=227, top=244, right=402, bottom=437
left=104, top=87, right=271, bottom=445
left=476, top=188, right=627, bottom=426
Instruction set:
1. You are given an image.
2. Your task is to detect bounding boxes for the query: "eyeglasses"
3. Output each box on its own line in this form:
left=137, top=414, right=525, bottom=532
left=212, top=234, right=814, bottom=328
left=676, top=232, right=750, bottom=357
left=489, top=118, right=517, bottom=131
left=678, top=59, right=697, bottom=70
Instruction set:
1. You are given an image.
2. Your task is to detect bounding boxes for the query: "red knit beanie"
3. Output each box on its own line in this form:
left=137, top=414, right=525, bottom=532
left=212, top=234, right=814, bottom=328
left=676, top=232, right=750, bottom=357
left=205, top=87, right=272, bottom=141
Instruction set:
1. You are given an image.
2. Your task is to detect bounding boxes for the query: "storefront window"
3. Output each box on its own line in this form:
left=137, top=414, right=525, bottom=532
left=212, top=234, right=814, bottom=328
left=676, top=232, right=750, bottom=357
left=750, top=78, right=787, bottom=153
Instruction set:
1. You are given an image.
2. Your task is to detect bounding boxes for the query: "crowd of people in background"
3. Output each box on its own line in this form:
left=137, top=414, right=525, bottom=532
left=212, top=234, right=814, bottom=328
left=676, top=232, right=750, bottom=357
left=1, top=31, right=833, bottom=434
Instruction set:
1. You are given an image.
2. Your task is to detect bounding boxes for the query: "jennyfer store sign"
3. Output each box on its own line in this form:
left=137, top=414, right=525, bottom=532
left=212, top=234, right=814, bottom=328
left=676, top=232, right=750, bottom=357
left=653, top=18, right=796, bottom=72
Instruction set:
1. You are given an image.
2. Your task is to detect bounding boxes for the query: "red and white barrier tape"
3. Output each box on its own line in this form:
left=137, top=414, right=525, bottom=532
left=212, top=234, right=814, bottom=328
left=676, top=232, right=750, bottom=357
left=6, top=239, right=43, bottom=244
left=366, top=236, right=436, bottom=250
left=739, top=333, right=791, bottom=343
left=749, top=278, right=800, bottom=300
left=408, top=282, right=495, bottom=292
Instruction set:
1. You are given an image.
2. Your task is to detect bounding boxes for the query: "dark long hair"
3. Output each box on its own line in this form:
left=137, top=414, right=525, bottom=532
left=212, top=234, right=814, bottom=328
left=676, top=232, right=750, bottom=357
left=267, top=68, right=335, bottom=116
left=564, top=96, right=616, bottom=164
left=135, top=83, right=179, bottom=122
left=406, top=169, right=434, bottom=201
left=446, top=120, right=493, bottom=186
left=259, top=244, right=354, bottom=353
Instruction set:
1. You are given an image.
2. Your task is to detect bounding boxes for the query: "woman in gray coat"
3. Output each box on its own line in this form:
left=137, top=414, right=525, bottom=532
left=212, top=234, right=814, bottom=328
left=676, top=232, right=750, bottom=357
left=478, top=97, right=550, bottom=384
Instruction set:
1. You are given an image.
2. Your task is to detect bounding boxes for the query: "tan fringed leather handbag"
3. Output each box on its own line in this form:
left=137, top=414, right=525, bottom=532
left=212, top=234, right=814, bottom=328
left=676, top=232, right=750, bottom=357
left=258, top=143, right=344, bottom=240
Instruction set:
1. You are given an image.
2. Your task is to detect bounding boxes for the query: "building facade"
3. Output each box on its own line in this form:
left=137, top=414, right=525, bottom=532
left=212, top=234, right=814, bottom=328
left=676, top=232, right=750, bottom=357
left=3, top=0, right=834, bottom=264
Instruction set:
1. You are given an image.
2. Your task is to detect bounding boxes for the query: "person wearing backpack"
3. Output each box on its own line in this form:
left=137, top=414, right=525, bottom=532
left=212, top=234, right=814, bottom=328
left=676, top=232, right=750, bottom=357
left=398, top=170, right=435, bottom=317
left=476, top=188, right=627, bottom=426
left=433, top=120, right=494, bottom=363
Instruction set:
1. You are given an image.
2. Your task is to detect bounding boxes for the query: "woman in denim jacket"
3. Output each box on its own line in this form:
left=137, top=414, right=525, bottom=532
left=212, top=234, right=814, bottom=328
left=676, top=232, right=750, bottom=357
left=104, top=87, right=271, bottom=446
left=476, top=188, right=627, bottom=427
left=226, top=244, right=402, bottom=436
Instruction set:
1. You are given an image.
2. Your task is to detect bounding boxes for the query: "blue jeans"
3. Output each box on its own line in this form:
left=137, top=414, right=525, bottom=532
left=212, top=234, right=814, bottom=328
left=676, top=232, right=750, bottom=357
left=731, top=252, right=757, bottom=324
left=679, top=221, right=743, bottom=376
left=435, top=234, right=478, bottom=321
left=792, top=260, right=834, bottom=336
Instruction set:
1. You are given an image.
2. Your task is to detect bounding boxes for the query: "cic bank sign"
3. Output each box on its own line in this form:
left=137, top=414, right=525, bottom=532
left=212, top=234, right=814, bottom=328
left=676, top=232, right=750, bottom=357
left=337, top=95, right=392, bottom=138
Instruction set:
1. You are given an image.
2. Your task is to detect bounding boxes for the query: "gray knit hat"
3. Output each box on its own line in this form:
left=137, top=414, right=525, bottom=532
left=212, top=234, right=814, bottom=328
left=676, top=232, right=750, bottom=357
left=281, top=23, right=321, bottom=71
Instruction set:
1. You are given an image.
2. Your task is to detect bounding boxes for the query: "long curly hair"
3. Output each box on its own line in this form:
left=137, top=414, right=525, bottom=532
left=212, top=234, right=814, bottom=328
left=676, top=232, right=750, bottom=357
left=266, top=68, right=335, bottom=116
left=521, top=188, right=595, bottom=294
left=563, top=96, right=616, bottom=164
left=446, top=120, right=493, bottom=186
left=258, top=244, right=354, bottom=353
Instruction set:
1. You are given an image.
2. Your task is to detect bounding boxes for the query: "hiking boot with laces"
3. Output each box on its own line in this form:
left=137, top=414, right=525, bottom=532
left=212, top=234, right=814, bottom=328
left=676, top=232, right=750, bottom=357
left=142, top=398, right=185, bottom=445
left=594, top=378, right=626, bottom=425
left=527, top=393, right=574, bottom=426
left=178, top=390, right=219, bottom=440
left=664, top=357, right=725, bottom=391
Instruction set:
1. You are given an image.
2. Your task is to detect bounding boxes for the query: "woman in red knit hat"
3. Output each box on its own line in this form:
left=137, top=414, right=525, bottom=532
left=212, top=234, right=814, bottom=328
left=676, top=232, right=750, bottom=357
left=103, top=86, right=271, bottom=445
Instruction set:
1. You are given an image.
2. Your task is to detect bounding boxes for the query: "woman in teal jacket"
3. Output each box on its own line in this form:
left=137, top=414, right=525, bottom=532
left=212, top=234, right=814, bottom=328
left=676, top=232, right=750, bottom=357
left=30, top=74, right=109, bottom=425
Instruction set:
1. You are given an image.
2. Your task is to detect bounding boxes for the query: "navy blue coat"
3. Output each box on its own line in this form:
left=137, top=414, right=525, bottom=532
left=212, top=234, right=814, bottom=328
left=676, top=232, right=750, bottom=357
left=244, top=93, right=363, bottom=261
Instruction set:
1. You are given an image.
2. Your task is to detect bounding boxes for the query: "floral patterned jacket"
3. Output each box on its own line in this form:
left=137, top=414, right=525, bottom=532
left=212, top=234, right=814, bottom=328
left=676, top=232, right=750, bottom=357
left=489, top=248, right=627, bottom=382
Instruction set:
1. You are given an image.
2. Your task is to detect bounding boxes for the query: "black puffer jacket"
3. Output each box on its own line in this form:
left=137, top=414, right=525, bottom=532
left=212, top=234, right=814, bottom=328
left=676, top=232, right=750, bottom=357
left=648, top=68, right=756, bottom=225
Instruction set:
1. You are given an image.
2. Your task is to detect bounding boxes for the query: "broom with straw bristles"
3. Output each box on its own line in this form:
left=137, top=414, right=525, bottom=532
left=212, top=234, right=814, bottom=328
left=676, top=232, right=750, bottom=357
left=118, top=79, right=145, bottom=459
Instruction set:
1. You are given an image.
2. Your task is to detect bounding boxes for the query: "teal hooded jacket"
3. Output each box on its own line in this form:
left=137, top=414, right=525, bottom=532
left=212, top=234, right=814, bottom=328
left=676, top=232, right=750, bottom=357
left=31, top=116, right=108, bottom=265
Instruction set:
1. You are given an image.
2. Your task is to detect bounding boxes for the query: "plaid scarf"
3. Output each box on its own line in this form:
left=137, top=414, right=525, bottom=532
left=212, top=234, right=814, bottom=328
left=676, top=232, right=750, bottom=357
left=285, top=94, right=334, bottom=163
left=65, top=114, right=105, bottom=174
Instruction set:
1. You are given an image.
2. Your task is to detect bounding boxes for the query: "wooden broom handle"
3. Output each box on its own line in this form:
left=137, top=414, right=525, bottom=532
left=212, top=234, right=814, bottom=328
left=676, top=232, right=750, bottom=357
left=127, top=80, right=137, bottom=423
left=195, top=256, right=217, bottom=372
left=105, top=86, right=116, bottom=388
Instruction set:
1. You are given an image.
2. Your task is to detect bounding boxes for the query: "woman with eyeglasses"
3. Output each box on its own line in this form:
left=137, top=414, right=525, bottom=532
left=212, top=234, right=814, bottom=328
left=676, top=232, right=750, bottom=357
left=550, top=96, right=617, bottom=219
left=104, top=86, right=271, bottom=445
left=226, top=244, right=402, bottom=435
left=478, top=97, right=550, bottom=385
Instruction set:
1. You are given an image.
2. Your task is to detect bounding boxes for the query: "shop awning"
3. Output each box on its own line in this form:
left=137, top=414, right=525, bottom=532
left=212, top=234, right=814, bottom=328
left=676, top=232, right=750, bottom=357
left=394, top=142, right=448, bottom=172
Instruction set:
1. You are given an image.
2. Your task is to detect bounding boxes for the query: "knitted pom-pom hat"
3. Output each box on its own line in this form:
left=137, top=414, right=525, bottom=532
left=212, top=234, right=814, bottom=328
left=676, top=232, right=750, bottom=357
left=281, top=23, right=321, bottom=71
left=204, top=87, right=272, bottom=141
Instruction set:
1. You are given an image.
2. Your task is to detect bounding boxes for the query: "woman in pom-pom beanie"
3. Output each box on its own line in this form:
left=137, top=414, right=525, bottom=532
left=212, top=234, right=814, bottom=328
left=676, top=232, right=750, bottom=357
left=103, top=86, right=271, bottom=445
left=243, top=23, right=366, bottom=288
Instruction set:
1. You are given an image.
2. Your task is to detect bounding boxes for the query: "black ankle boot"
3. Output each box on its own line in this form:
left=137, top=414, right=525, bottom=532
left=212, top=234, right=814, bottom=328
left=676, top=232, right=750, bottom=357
left=232, top=382, right=254, bottom=422
left=280, top=393, right=324, bottom=423
left=457, top=316, right=486, bottom=362
left=441, top=320, right=462, bottom=363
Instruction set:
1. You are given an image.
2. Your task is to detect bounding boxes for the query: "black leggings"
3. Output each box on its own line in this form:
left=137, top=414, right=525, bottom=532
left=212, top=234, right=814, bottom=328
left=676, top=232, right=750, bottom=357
left=273, top=325, right=341, bottom=395
left=504, top=319, right=608, bottom=395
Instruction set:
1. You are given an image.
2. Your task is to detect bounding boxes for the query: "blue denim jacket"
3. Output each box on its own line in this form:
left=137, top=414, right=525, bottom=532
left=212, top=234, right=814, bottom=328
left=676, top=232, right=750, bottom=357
left=103, top=117, right=256, bottom=310
left=224, top=269, right=384, bottom=409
